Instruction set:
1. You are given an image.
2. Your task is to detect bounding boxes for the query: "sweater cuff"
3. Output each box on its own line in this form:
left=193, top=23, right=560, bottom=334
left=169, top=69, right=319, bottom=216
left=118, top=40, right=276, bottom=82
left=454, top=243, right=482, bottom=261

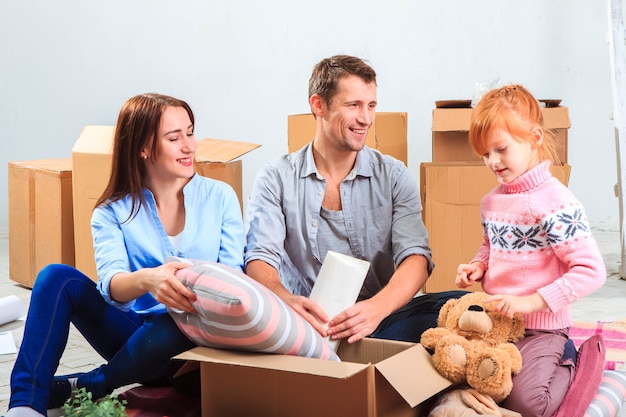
left=537, top=285, right=569, bottom=314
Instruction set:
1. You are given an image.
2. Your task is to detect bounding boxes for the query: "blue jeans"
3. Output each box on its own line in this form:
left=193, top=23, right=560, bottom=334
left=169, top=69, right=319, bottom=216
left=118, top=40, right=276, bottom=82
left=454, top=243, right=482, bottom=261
left=371, top=290, right=468, bottom=342
left=9, top=264, right=196, bottom=414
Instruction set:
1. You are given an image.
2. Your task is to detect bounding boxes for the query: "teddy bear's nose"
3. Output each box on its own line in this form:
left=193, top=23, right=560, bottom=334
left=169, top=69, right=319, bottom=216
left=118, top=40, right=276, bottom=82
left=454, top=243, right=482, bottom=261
left=468, top=305, right=484, bottom=312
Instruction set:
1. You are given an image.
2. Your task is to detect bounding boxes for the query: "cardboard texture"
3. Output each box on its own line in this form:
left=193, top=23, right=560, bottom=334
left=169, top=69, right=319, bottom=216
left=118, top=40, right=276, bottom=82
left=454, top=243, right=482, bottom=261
left=288, top=112, right=408, bottom=165
left=431, top=100, right=571, bottom=163
left=71, top=126, right=260, bottom=281
left=420, top=162, right=572, bottom=293
left=175, top=338, right=452, bottom=417
left=8, top=159, right=75, bottom=287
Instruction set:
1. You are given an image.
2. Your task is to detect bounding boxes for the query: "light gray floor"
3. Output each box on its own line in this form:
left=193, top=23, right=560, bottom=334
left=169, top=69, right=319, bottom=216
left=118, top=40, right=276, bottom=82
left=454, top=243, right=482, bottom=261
left=1, top=229, right=625, bottom=414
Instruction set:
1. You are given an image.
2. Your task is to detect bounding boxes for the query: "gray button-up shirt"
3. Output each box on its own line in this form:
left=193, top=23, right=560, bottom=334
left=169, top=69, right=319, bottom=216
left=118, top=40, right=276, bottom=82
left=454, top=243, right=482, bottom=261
left=244, top=143, right=434, bottom=301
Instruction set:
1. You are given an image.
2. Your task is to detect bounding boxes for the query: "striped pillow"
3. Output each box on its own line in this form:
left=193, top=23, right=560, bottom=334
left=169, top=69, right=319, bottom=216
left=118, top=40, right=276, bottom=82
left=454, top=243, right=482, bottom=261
left=169, top=262, right=339, bottom=361
left=585, top=369, right=626, bottom=417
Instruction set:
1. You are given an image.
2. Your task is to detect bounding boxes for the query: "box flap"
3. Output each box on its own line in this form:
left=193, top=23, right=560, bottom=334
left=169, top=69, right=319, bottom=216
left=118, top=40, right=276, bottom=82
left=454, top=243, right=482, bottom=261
left=9, top=159, right=72, bottom=173
left=72, top=126, right=115, bottom=155
left=195, top=138, right=261, bottom=163
left=432, top=108, right=473, bottom=132
left=432, top=102, right=570, bottom=133
left=542, top=106, right=571, bottom=129
left=175, top=346, right=370, bottom=379
left=375, top=344, right=452, bottom=407
left=435, top=100, right=472, bottom=108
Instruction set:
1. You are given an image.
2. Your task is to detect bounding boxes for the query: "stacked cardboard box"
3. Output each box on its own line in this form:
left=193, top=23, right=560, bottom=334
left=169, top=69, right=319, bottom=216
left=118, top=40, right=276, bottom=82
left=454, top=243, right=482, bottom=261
left=8, top=159, right=75, bottom=287
left=71, top=125, right=260, bottom=281
left=421, top=100, right=572, bottom=292
left=288, top=112, right=408, bottom=165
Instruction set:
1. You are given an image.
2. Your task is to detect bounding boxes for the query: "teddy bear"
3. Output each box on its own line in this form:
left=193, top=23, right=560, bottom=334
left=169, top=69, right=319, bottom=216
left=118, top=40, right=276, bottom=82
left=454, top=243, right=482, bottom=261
left=420, top=292, right=525, bottom=403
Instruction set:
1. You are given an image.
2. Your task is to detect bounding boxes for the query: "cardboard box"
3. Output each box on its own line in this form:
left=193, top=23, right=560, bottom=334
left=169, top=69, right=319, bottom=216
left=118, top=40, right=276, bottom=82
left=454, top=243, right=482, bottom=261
left=8, top=159, right=75, bottom=287
left=288, top=112, right=408, bottom=165
left=420, top=162, right=572, bottom=293
left=431, top=100, right=570, bottom=163
left=193, top=138, right=261, bottom=208
left=71, top=126, right=260, bottom=281
left=175, top=338, right=452, bottom=417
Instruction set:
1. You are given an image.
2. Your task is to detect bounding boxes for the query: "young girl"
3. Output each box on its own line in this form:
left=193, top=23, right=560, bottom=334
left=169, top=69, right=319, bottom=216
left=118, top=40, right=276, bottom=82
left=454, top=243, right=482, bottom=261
left=7, top=93, right=244, bottom=416
left=455, top=84, right=606, bottom=417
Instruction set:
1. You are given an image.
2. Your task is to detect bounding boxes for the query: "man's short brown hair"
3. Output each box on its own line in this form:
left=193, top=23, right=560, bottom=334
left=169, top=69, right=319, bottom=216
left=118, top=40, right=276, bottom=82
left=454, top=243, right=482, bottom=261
left=308, top=55, right=377, bottom=106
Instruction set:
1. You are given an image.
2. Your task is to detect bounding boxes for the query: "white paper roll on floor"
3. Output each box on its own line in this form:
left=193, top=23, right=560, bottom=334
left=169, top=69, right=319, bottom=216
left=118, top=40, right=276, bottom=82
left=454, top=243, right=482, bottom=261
left=0, top=295, right=24, bottom=326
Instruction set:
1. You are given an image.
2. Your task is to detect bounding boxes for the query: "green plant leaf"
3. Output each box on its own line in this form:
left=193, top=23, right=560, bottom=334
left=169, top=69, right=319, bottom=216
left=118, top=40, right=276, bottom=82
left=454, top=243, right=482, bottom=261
left=62, top=387, right=128, bottom=417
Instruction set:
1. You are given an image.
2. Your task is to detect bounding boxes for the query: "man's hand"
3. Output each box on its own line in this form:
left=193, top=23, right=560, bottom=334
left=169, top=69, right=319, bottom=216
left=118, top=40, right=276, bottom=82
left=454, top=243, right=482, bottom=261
left=282, top=294, right=330, bottom=337
left=326, top=298, right=387, bottom=344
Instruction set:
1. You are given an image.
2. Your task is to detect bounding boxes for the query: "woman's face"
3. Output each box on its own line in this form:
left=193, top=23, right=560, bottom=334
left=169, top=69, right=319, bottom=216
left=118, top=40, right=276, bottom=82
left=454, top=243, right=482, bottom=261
left=144, top=106, right=196, bottom=183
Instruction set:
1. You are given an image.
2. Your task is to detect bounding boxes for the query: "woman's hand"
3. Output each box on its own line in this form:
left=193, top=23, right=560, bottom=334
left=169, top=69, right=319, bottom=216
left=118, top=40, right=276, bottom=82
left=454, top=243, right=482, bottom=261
left=147, top=261, right=197, bottom=313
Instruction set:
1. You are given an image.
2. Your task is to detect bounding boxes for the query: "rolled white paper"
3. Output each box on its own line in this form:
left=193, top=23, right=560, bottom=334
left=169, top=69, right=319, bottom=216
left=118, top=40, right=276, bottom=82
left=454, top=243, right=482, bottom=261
left=309, top=251, right=370, bottom=351
left=0, top=295, right=24, bottom=326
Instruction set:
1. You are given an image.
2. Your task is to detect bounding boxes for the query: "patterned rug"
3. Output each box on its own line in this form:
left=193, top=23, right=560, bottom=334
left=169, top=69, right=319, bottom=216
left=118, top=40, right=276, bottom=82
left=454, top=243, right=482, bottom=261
left=570, top=320, right=626, bottom=370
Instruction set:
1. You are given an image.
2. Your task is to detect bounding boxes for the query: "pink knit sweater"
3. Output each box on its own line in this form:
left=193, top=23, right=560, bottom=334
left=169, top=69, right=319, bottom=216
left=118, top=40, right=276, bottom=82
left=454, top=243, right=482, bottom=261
left=472, top=161, right=606, bottom=330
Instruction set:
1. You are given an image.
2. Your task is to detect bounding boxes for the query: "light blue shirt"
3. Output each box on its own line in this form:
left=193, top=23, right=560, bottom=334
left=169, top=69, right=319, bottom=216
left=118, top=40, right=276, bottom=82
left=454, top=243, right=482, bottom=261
left=244, top=143, right=433, bottom=300
left=92, top=173, right=244, bottom=315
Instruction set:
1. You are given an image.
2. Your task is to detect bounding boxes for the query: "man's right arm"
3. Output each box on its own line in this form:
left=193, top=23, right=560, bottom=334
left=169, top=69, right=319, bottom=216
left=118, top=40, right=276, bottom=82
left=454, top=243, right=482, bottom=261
left=244, top=158, right=329, bottom=336
left=246, top=259, right=329, bottom=336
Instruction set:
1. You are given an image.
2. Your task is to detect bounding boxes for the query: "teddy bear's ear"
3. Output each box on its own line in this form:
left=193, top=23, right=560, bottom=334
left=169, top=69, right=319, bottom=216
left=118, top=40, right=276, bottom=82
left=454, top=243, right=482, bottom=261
left=437, top=298, right=457, bottom=327
left=508, top=313, right=526, bottom=342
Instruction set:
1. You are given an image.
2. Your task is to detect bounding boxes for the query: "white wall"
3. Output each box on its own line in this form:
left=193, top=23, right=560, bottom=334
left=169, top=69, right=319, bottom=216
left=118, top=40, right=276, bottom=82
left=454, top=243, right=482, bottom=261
left=0, top=0, right=619, bottom=236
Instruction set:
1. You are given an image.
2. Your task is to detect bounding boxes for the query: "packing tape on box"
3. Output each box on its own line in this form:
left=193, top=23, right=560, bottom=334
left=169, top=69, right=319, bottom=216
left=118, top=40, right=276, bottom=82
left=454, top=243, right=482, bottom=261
left=0, top=295, right=24, bottom=326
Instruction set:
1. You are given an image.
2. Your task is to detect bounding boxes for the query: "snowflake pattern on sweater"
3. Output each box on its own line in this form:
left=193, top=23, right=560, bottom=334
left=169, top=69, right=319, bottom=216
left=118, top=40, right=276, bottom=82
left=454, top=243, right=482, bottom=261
left=484, top=206, right=590, bottom=251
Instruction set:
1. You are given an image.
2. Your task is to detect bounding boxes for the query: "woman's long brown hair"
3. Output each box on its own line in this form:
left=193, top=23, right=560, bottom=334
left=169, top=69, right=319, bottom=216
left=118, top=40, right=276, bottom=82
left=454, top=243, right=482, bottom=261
left=95, top=93, right=194, bottom=222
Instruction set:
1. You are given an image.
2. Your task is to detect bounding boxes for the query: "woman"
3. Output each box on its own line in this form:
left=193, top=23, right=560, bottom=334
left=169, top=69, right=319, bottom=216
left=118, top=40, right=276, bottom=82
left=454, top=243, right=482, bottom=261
left=7, top=93, right=244, bottom=416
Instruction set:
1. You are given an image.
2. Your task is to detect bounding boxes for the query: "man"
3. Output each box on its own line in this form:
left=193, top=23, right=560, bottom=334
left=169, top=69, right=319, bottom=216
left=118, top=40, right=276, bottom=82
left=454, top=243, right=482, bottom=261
left=245, top=54, right=465, bottom=344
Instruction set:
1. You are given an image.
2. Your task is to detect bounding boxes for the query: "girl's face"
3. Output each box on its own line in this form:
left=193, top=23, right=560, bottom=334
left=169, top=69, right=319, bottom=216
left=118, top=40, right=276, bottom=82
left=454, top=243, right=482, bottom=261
left=143, top=106, right=196, bottom=183
left=481, top=128, right=541, bottom=184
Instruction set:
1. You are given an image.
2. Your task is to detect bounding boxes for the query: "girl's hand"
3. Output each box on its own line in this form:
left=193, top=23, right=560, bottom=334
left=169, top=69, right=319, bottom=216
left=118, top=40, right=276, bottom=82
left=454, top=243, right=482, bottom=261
left=148, top=261, right=197, bottom=313
left=483, top=293, right=548, bottom=318
left=455, top=262, right=485, bottom=288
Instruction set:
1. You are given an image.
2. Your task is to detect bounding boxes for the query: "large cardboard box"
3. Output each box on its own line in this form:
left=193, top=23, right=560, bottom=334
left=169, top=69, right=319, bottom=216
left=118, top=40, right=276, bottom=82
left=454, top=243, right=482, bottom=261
left=431, top=100, right=571, bottom=163
left=175, top=338, right=452, bottom=417
left=288, top=112, right=408, bottom=165
left=8, top=159, right=75, bottom=287
left=420, top=162, right=571, bottom=293
left=72, top=126, right=260, bottom=281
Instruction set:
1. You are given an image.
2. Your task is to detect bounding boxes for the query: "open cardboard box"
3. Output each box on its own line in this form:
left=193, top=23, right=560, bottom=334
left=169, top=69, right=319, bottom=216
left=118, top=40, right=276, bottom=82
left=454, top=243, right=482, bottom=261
left=175, top=337, right=452, bottom=417
left=420, top=161, right=571, bottom=293
left=71, top=125, right=260, bottom=281
left=288, top=112, right=408, bottom=165
left=8, top=159, right=75, bottom=287
left=431, top=100, right=570, bottom=163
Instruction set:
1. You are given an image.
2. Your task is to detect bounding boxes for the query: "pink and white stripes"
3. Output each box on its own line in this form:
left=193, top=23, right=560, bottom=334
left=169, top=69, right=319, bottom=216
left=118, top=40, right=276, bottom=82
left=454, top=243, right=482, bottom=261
left=169, top=262, right=339, bottom=361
